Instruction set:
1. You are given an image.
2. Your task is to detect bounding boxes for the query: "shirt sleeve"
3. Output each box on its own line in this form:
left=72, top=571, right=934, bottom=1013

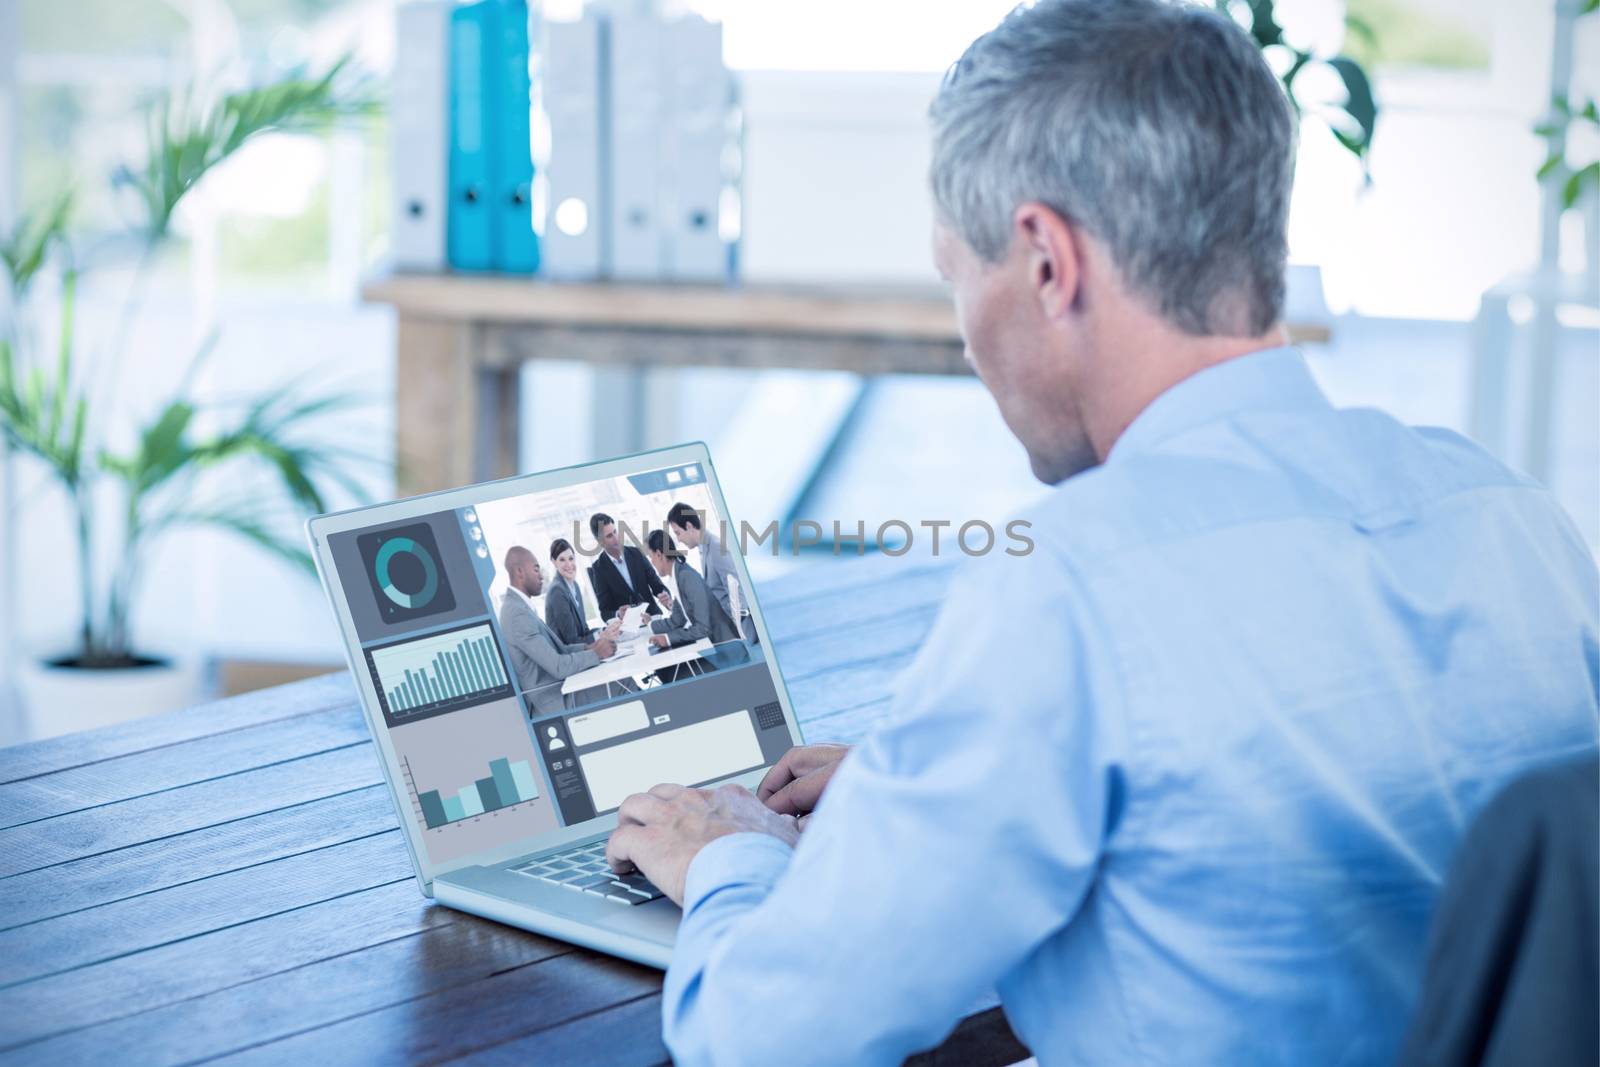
left=662, top=550, right=1128, bottom=1066
left=525, top=621, right=599, bottom=678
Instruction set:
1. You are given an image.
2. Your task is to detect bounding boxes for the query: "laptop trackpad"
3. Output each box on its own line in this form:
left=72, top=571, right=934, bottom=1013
left=596, top=896, right=681, bottom=943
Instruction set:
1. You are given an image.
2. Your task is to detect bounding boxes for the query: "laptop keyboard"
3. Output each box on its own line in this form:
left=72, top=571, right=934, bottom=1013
left=509, top=839, right=666, bottom=905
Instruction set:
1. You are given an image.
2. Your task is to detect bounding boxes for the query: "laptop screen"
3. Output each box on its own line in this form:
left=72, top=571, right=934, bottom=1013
left=320, top=454, right=799, bottom=872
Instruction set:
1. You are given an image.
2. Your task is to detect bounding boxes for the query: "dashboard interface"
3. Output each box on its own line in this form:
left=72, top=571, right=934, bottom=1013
left=327, top=461, right=796, bottom=866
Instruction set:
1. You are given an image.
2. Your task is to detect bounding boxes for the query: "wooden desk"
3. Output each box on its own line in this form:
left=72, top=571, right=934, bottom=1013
left=0, top=557, right=1029, bottom=1066
left=365, top=273, right=1332, bottom=497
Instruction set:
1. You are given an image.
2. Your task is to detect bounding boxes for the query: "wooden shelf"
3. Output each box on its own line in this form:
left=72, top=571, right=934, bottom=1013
left=363, top=272, right=1331, bottom=345
left=363, top=271, right=1330, bottom=496
left=363, top=273, right=963, bottom=341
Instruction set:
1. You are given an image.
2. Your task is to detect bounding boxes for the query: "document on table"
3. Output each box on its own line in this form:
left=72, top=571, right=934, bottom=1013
left=562, top=638, right=713, bottom=694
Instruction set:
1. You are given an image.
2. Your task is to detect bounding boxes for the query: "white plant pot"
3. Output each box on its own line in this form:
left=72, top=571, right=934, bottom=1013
left=18, top=654, right=206, bottom=741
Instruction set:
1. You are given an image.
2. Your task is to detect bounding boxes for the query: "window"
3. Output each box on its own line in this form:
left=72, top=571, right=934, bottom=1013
left=14, top=0, right=386, bottom=297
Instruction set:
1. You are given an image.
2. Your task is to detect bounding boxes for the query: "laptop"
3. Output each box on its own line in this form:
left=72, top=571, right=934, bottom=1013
left=306, top=442, right=804, bottom=968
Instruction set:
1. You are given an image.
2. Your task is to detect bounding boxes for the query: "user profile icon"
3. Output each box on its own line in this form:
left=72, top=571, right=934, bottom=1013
left=546, top=726, right=567, bottom=751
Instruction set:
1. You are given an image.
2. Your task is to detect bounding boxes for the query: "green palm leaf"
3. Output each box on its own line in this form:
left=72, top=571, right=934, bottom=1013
left=162, top=508, right=317, bottom=575
left=1327, top=56, right=1378, bottom=157
left=1564, top=163, right=1600, bottom=210
left=123, top=55, right=377, bottom=241
left=0, top=189, right=73, bottom=299
left=0, top=271, right=88, bottom=487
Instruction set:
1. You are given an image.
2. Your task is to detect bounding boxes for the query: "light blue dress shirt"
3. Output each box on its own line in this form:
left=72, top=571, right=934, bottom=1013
left=605, top=548, right=636, bottom=593
left=662, top=347, right=1600, bottom=1066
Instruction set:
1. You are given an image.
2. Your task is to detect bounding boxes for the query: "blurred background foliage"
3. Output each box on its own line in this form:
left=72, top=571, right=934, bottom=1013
left=1344, top=0, right=1490, bottom=71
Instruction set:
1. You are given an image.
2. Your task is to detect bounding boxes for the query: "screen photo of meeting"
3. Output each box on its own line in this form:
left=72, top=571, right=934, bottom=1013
left=327, top=461, right=796, bottom=864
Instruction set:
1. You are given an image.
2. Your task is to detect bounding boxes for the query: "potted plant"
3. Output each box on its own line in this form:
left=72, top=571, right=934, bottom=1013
left=1216, top=0, right=1378, bottom=166
left=1214, top=0, right=1379, bottom=322
left=1535, top=0, right=1599, bottom=298
left=0, top=60, right=378, bottom=739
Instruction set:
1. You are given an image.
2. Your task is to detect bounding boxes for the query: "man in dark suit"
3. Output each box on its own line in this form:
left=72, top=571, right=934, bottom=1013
left=586, top=512, right=668, bottom=623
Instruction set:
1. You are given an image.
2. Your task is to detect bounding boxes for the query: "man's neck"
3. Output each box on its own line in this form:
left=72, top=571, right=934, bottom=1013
left=606, top=546, right=624, bottom=562
left=1082, top=317, right=1288, bottom=463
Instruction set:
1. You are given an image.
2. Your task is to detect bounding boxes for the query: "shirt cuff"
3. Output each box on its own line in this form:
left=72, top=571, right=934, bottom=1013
left=682, top=831, right=795, bottom=914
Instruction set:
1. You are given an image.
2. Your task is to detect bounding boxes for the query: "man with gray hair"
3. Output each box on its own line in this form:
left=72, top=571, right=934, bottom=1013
left=603, top=2, right=1600, bottom=1064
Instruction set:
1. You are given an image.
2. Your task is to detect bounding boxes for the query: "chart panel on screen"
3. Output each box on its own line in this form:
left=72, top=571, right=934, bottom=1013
left=365, top=620, right=513, bottom=727
left=388, top=696, right=560, bottom=865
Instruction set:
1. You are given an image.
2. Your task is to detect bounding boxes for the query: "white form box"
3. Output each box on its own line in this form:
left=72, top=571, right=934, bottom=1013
left=579, top=710, right=761, bottom=812
left=568, top=700, right=650, bottom=747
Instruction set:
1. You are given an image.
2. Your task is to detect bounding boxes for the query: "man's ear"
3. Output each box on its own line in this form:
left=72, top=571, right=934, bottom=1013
left=1014, top=202, right=1082, bottom=320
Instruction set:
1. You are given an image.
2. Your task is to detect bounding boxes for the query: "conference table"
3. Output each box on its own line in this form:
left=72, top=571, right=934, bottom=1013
left=560, top=630, right=715, bottom=697
left=0, top=556, right=1030, bottom=1065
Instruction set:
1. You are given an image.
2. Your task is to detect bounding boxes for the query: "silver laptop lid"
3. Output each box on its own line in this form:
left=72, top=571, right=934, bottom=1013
left=306, top=443, right=804, bottom=894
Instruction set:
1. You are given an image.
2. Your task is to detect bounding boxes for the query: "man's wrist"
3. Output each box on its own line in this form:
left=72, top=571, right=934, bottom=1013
left=682, top=831, right=795, bottom=914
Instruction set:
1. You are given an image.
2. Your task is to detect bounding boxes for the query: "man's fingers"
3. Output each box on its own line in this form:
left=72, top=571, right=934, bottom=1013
left=757, top=744, right=850, bottom=802
left=647, top=782, right=687, bottom=800
left=755, top=747, right=806, bottom=802
left=764, top=761, right=840, bottom=816
left=606, top=824, right=646, bottom=872
left=765, top=772, right=823, bottom=816
left=755, top=767, right=794, bottom=804
left=617, top=791, right=668, bottom=827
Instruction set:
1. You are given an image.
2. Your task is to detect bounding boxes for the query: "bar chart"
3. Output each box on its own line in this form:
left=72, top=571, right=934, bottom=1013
left=388, top=698, right=561, bottom=863
left=404, top=754, right=541, bottom=829
left=367, top=622, right=513, bottom=723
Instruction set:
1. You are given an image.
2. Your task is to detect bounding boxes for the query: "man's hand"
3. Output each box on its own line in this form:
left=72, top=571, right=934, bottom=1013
left=656, top=590, right=673, bottom=612
left=602, top=618, right=622, bottom=639
left=757, top=743, right=851, bottom=829
left=606, top=783, right=800, bottom=905
left=591, top=635, right=617, bottom=659
left=651, top=633, right=670, bottom=649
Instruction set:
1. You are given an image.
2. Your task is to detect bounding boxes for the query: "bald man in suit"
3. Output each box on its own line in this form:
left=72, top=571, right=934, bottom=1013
left=498, top=545, right=617, bottom=715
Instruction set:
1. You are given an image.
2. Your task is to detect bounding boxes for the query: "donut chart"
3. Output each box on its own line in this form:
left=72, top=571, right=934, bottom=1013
left=357, top=521, right=457, bottom=623
left=374, top=536, right=440, bottom=610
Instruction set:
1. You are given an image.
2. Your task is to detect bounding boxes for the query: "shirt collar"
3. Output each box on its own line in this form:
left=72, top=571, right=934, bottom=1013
left=1109, top=346, right=1328, bottom=460
left=505, top=585, right=530, bottom=607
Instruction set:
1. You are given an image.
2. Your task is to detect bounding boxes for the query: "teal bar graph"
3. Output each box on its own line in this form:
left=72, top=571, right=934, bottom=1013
left=490, top=758, right=518, bottom=805
left=413, top=754, right=541, bottom=829
left=370, top=623, right=510, bottom=720
left=510, top=759, right=538, bottom=799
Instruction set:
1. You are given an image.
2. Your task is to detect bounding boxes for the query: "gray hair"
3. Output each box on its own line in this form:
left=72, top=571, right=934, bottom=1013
left=930, top=0, right=1296, bottom=337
